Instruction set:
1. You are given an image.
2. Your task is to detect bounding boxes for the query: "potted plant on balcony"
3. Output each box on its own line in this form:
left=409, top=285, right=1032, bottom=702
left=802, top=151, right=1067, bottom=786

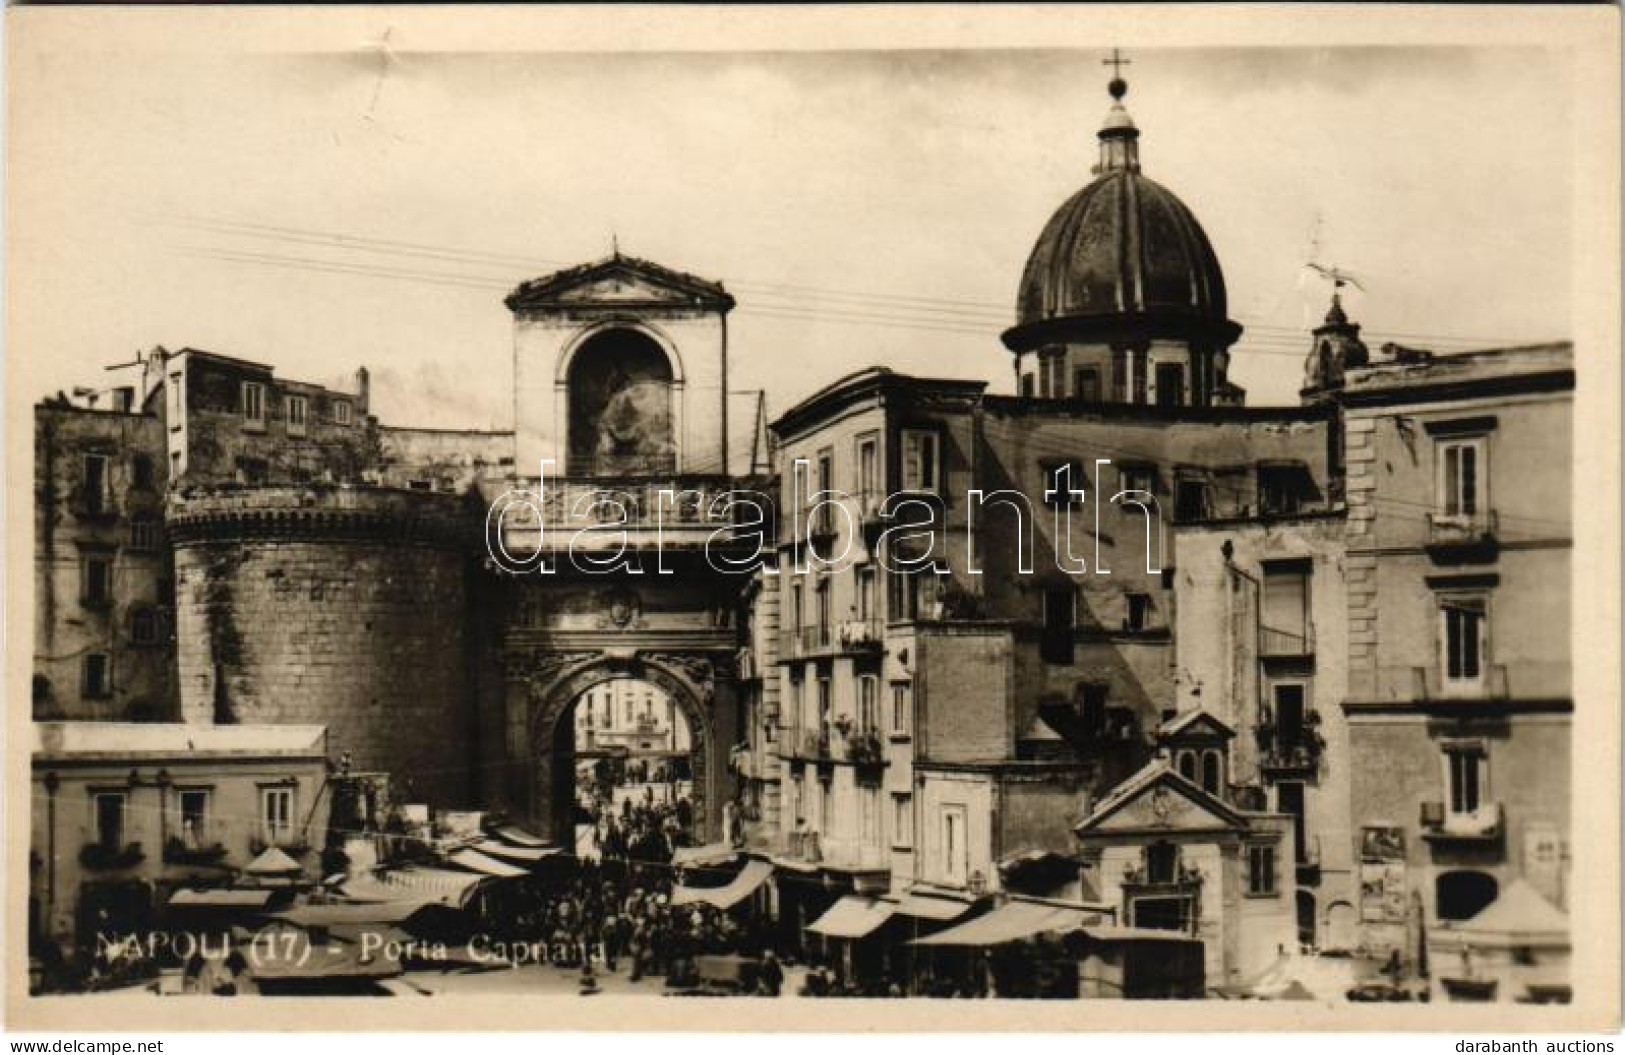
left=79, top=841, right=144, bottom=870
left=163, top=836, right=229, bottom=866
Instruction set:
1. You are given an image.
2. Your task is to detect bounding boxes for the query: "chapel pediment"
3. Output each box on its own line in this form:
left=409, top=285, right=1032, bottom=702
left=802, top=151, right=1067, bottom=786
left=1075, top=762, right=1246, bottom=836
left=505, top=254, right=735, bottom=313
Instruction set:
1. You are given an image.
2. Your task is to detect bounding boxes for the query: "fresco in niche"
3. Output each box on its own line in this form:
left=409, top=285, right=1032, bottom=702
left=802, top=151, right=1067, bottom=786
left=567, top=327, right=675, bottom=476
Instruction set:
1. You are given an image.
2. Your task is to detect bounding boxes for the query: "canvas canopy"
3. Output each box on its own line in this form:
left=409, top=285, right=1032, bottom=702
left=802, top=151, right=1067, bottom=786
left=891, top=892, right=972, bottom=922
left=911, top=899, right=1106, bottom=946
left=340, top=867, right=488, bottom=908
left=807, top=895, right=895, bottom=939
left=670, top=860, right=775, bottom=911
left=169, top=888, right=276, bottom=909
left=242, top=846, right=303, bottom=876
left=272, top=900, right=454, bottom=929
left=1429, top=879, right=1570, bottom=950
left=490, top=825, right=549, bottom=848
left=446, top=848, right=528, bottom=878
left=473, top=839, right=560, bottom=865
left=672, top=842, right=738, bottom=868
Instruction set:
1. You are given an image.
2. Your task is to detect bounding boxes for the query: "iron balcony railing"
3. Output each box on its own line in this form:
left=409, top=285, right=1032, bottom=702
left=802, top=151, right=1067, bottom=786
left=1420, top=801, right=1503, bottom=844
left=778, top=619, right=883, bottom=660
left=1426, top=509, right=1500, bottom=547
left=1259, top=624, right=1315, bottom=658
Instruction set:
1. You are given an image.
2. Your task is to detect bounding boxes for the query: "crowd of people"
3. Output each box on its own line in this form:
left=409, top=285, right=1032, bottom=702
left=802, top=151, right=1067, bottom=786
left=490, top=789, right=783, bottom=995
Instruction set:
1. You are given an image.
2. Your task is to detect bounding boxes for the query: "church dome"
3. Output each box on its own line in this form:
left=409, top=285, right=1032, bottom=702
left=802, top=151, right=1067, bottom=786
left=1003, top=77, right=1241, bottom=353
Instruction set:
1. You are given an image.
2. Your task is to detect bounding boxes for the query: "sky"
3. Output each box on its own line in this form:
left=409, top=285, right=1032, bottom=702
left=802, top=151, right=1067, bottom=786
left=11, top=42, right=1575, bottom=440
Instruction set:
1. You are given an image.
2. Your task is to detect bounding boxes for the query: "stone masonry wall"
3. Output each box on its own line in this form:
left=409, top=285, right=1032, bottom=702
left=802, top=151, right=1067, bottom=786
left=169, top=487, right=475, bottom=807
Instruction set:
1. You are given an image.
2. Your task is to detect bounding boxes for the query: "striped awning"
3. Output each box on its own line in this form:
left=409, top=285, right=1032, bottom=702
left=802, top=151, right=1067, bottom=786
left=341, top=867, right=488, bottom=908
left=807, top=895, right=895, bottom=939
left=473, top=839, right=560, bottom=865
left=169, top=888, right=276, bottom=909
left=891, top=892, right=972, bottom=922
left=671, top=860, right=774, bottom=911
left=911, top=899, right=1107, bottom=946
left=446, top=848, right=528, bottom=878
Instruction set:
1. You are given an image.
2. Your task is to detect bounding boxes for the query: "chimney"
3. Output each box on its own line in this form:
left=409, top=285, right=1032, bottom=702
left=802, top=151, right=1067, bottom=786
left=354, top=366, right=370, bottom=414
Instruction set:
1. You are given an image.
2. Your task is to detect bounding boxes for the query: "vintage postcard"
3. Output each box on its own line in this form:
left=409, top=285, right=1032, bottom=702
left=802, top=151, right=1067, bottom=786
left=5, top=4, right=1619, bottom=1034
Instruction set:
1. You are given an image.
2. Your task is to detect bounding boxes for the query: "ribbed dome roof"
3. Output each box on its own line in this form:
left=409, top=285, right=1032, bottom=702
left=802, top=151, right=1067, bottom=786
left=1016, top=171, right=1228, bottom=326
left=1003, top=80, right=1240, bottom=352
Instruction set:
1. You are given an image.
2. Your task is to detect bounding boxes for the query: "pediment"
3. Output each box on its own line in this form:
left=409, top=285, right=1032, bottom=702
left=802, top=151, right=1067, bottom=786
left=506, top=255, right=734, bottom=313
left=1077, top=767, right=1246, bottom=835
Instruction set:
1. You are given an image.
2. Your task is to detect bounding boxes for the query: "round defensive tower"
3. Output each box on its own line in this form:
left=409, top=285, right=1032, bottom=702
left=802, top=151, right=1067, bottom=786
left=166, top=485, right=479, bottom=807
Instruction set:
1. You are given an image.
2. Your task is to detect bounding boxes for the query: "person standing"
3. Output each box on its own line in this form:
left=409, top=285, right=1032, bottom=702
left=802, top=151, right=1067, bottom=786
left=758, top=948, right=784, bottom=997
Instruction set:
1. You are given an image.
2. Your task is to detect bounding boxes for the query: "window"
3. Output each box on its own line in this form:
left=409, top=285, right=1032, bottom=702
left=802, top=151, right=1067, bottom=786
left=861, top=787, right=881, bottom=848
left=1201, top=750, right=1224, bottom=796
left=888, top=568, right=921, bottom=623
left=1176, top=750, right=1198, bottom=783
left=1125, top=592, right=1151, bottom=632
left=815, top=579, right=831, bottom=646
left=1074, top=367, right=1101, bottom=402
left=1440, top=595, right=1487, bottom=686
left=178, top=788, right=212, bottom=847
left=286, top=395, right=308, bottom=437
left=1258, top=466, right=1303, bottom=516
left=856, top=566, right=876, bottom=623
left=1262, top=561, right=1312, bottom=654
left=819, top=778, right=834, bottom=834
left=234, top=456, right=268, bottom=484
left=941, top=806, right=968, bottom=885
left=1020, top=374, right=1035, bottom=398
left=82, top=453, right=111, bottom=514
left=332, top=400, right=353, bottom=426
left=789, top=581, right=804, bottom=636
left=1043, top=460, right=1084, bottom=507
left=1436, top=870, right=1498, bottom=922
left=260, top=786, right=296, bottom=846
left=93, top=791, right=127, bottom=850
left=129, top=517, right=160, bottom=551
left=1444, top=745, right=1485, bottom=816
left=1174, top=478, right=1209, bottom=522
left=787, top=677, right=804, bottom=732
left=890, top=682, right=911, bottom=737
left=129, top=607, right=160, bottom=646
left=1041, top=583, right=1075, bottom=665
left=900, top=429, right=940, bottom=493
left=1154, top=363, right=1185, bottom=407
left=81, top=554, right=113, bottom=607
left=813, top=448, right=835, bottom=538
left=131, top=455, right=155, bottom=492
left=1277, top=781, right=1307, bottom=864
left=241, top=381, right=266, bottom=427
left=82, top=653, right=110, bottom=698
left=816, top=676, right=832, bottom=732
left=1144, top=841, right=1178, bottom=884
left=1247, top=844, right=1278, bottom=896
left=858, top=675, right=879, bottom=733
left=1437, top=437, right=1484, bottom=520
left=1119, top=463, right=1157, bottom=496
left=857, top=436, right=879, bottom=504
left=892, top=793, right=913, bottom=848
left=167, top=372, right=184, bottom=425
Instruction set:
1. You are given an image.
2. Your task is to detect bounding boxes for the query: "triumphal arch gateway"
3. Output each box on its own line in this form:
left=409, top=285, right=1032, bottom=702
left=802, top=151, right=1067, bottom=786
left=487, top=254, right=761, bottom=845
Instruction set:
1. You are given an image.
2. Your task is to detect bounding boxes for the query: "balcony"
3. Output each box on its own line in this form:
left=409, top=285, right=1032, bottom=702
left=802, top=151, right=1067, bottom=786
left=164, top=836, right=229, bottom=866
left=1407, top=664, right=1511, bottom=704
left=1420, top=801, right=1503, bottom=846
left=786, top=829, right=823, bottom=864
left=489, top=476, right=745, bottom=555
left=1259, top=624, right=1315, bottom=659
left=1255, top=718, right=1324, bottom=780
left=778, top=619, right=883, bottom=661
left=840, top=727, right=886, bottom=770
left=80, top=841, right=144, bottom=870
left=1121, top=862, right=1204, bottom=897
left=1426, top=510, right=1500, bottom=558
left=778, top=726, right=832, bottom=762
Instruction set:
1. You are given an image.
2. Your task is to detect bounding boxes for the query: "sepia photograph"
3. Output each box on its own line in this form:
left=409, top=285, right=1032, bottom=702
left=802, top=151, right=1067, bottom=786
left=5, top=4, right=1619, bottom=1036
